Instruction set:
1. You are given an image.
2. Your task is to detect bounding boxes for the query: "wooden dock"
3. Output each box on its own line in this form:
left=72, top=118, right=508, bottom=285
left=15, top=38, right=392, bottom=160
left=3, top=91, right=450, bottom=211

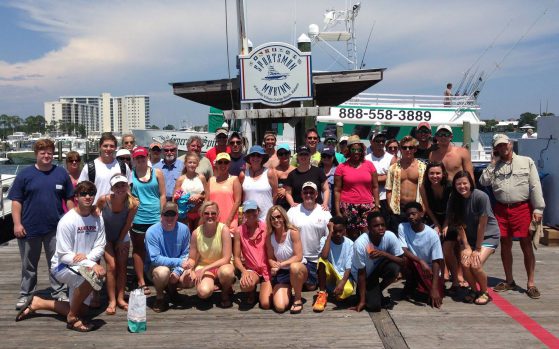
left=0, top=240, right=558, bottom=349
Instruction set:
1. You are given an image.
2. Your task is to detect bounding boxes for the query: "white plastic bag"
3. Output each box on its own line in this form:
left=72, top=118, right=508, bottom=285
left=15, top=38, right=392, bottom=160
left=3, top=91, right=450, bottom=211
left=127, top=288, right=146, bottom=333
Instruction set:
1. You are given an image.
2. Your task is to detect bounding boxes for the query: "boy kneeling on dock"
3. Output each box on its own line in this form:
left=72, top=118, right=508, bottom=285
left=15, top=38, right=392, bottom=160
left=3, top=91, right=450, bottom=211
left=15, top=181, right=107, bottom=332
left=312, top=216, right=355, bottom=312
left=398, top=202, right=444, bottom=308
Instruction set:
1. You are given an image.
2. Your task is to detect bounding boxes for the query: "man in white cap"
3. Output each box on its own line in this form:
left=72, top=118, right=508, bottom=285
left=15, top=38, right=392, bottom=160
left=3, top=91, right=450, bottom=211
left=262, top=130, right=279, bottom=169
left=429, top=124, right=473, bottom=181
left=205, top=128, right=231, bottom=170
left=414, top=122, right=434, bottom=161
left=479, top=134, right=545, bottom=299
left=287, top=181, right=332, bottom=292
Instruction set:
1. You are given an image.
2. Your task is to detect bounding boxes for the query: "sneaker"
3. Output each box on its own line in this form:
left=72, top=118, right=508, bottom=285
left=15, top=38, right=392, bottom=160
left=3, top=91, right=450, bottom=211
left=526, top=286, right=541, bottom=299
left=152, top=298, right=169, bottom=313
left=312, top=291, right=328, bottom=312
left=56, top=294, right=69, bottom=303
left=78, top=266, right=103, bottom=291
left=15, top=296, right=28, bottom=310
left=493, top=281, right=517, bottom=292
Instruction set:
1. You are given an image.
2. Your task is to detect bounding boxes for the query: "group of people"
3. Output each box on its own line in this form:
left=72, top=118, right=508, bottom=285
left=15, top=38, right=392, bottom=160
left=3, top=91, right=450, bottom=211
left=10, top=123, right=545, bottom=331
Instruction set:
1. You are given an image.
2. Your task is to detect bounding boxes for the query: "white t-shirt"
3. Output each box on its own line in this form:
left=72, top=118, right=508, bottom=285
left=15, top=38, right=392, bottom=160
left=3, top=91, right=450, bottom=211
left=365, top=152, right=393, bottom=200
left=288, top=204, right=331, bottom=263
left=78, top=158, right=132, bottom=204
left=351, top=230, right=403, bottom=280
left=51, top=209, right=106, bottom=271
left=397, top=223, right=443, bottom=267
left=319, top=236, right=354, bottom=278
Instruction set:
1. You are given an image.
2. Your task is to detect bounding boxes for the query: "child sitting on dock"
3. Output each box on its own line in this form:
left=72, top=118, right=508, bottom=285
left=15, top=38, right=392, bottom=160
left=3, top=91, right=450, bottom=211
left=398, top=202, right=444, bottom=308
left=312, top=216, right=355, bottom=312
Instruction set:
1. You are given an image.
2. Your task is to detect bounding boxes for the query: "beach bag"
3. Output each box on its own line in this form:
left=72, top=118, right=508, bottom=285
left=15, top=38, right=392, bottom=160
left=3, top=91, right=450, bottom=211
left=177, top=192, right=195, bottom=219
left=127, top=288, right=146, bottom=333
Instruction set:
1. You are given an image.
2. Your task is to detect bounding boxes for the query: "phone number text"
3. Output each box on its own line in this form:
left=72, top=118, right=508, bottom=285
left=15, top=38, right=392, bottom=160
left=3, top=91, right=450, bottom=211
left=337, top=108, right=432, bottom=122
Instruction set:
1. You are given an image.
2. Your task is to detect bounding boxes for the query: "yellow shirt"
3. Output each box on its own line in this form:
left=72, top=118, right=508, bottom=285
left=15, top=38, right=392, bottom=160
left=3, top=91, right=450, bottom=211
left=195, top=223, right=224, bottom=268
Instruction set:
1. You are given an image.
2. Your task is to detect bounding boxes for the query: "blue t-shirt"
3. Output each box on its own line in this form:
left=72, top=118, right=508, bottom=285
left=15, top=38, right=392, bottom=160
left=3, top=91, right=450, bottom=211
left=145, top=222, right=190, bottom=276
left=319, top=236, right=353, bottom=278
left=351, top=231, right=403, bottom=281
left=153, top=159, right=184, bottom=198
left=8, top=165, right=74, bottom=238
left=398, top=223, right=443, bottom=267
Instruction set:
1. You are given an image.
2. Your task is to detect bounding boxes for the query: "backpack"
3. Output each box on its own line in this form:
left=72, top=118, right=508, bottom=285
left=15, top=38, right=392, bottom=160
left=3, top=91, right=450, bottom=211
left=87, top=159, right=127, bottom=182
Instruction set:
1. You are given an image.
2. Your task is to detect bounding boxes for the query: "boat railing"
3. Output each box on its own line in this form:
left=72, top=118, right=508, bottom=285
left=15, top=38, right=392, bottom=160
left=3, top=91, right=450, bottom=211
left=343, top=93, right=480, bottom=110
left=1, top=174, right=16, bottom=218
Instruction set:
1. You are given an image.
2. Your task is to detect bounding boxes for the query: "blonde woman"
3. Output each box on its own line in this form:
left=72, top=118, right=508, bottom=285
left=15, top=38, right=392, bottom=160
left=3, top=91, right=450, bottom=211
left=265, top=205, right=307, bottom=314
left=183, top=201, right=236, bottom=307
left=173, top=151, right=208, bottom=231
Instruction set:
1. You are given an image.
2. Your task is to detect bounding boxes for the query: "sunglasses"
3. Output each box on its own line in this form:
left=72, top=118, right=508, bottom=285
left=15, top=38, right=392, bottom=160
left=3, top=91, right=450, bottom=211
left=387, top=146, right=399, bottom=151
left=78, top=191, right=97, bottom=197
left=436, top=132, right=452, bottom=138
left=216, top=160, right=230, bottom=165
left=271, top=215, right=283, bottom=221
left=307, top=136, right=318, bottom=140
left=230, top=140, right=242, bottom=145
left=67, top=159, right=80, bottom=163
left=163, top=148, right=177, bottom=152
left=350, top=148, right=363, bottom=153
left=203, top=211, right=218, bottom=216
left=417, top=129, right=431, bottom=134
left=277, top=151, right=290, bottom=157
left=374, top=139, right=386, bottom=144
left=325, top=139, right=337, bottom=144
left=401, top=146, right=416, bottom=151
left=303, top=191, right=316, bottom=196
left=163, top=211, right=178, bottom=217
left=117, top=157, right=131, bottom=161
left=322, top=154, right=333, bottom=158
left=124, top=141, right=134, bottom=144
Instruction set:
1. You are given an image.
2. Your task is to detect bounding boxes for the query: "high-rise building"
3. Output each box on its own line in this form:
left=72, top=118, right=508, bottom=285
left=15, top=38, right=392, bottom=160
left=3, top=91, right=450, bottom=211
left=44, top=93, right=150, bottom=134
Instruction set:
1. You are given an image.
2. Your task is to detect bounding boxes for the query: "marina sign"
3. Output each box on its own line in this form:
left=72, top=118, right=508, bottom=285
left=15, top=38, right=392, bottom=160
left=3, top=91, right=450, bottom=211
left=240, top=42, right=313, bottom=106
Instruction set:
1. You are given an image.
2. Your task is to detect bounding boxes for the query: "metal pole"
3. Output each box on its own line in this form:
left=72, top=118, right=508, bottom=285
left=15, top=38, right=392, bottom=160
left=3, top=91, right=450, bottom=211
left=463, top=121, right=471, bottom=151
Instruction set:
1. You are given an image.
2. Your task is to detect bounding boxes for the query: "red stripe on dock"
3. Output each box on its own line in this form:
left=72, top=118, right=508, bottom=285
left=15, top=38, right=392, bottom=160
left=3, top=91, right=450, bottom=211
left=489, top=289, right=559, bottom=348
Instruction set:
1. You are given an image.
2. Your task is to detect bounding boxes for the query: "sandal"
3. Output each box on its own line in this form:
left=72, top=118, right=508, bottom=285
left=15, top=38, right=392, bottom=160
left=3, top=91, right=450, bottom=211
left=66, top=317, right=94, bottom=332
left=464, top=289, right=478, bottom=303
left=15, top=295, right=36, bottom=322
left=474, top=291, right=492, bottom=305
left=526, top=286, right=541, bottom=299
left=290, top=301, right=303, bottom=314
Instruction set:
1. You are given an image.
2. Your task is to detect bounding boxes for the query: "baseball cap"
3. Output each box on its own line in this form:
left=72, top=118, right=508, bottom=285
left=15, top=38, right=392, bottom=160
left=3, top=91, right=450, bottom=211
left=297, top=145, right=311, bottom=154
left=323, top=133, right=337, bottom=141
left=149, top=142, right=162, bottom=150
left=228, top=131, right=242, bottom=141
left=321, top=146, right=335, bottom=156
left=369, top=131, right=387, bottom=140
left=277, top=144, right=291, bottom=152
left=132, top=147, right=148, bottom=158
left=339, top=136, right=349, bottom=143
left=492, top=134, right=510, bottom=147
left=436, top=125, right=452, bottom=133
left=242, top=200, right=258, bottom=211
left=110, top=174, right=129, bottom=187
left=245, top=145, right=269, bottom=162
left=116, top=149, right=131, bottom=158
left=417, top=121, right=431, bottom=131
left=161, top=202, right=179, bottom=214
left=302, top=181, right=317, bottom=191
left=215, top=152, right=231, bottom=163
left=215, top=128, right=228, bottom=137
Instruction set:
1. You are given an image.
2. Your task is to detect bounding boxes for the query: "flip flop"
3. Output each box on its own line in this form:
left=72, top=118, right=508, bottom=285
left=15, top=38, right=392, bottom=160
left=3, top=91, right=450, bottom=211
left=66, top=317, right=94, bottom=332
left=474, top=291, right=492, bottom=305
left=290, top=301, right=303, bottom=314
left=15, top=294, right=35, bottom=322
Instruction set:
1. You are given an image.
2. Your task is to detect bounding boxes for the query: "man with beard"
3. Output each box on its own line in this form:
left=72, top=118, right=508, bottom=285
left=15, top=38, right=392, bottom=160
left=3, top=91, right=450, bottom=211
left=154, top=140, right=183, bottom=202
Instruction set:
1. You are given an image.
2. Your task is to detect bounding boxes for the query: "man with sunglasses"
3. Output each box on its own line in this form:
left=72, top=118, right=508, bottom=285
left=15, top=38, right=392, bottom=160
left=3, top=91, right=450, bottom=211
left=148, top=142, right=162, bottom=166
left=429, top=125, right=473, bottom=181
left=154, top=139, right=184, bottom=202
left=228, top=131, right=246, bottom=178
left=386, top=136, right=426, bottom=233
left=205, top=128, right=231, bottom=170
left=323, top=133, right=346, bottom=164
left=291, top=128, right=321, bottom=167
left=10, top=139, right=74, bottom=310
left=365, top=132, right=394, bottom=218
left=479, top=134, right=545, bottom=299
left=122, top=134, right=136, bottom=151
left=413, top=122, right=434, bottom=162
left=145, top=202, right=190, bottom=312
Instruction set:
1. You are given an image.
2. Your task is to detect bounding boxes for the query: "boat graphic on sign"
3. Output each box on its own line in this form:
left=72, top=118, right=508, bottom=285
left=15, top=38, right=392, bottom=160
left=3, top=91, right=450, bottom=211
left=263, top=65, right=288, bottom=80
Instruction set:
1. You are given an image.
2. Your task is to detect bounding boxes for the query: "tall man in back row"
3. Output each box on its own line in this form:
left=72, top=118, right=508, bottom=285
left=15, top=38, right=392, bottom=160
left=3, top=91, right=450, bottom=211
left=479, top=134, right=545, bottom=299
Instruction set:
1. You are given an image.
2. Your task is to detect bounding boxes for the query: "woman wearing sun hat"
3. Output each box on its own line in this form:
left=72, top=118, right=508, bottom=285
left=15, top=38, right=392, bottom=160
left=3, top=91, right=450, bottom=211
left=334, top=135, right=380, bottom=240
left=242, top=145, right=278, bottom=221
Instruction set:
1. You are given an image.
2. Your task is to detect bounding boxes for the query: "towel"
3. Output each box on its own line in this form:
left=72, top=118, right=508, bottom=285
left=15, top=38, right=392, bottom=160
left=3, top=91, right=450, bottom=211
left=529, top=220, right=543, bottom=250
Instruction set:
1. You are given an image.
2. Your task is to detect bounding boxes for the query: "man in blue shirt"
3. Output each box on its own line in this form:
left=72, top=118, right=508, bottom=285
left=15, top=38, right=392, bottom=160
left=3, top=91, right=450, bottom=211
left=398, top=202, right=444, bottom=308
left=351, top=211, right=404, bottom=312
left=146, top=202, right=190, bottom=313
left=153, top=140, right=184, bottom=202
left=9, top=139, right=74, bottom=309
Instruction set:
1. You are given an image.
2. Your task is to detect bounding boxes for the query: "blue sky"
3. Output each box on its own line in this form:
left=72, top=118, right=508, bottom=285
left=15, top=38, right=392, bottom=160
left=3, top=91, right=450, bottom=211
left=1, top=0, right=558, bottom=128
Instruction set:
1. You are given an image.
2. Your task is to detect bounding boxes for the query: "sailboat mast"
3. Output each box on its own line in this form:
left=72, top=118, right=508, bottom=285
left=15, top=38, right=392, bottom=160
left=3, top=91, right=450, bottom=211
left=236, top=0, right=250, bottom=56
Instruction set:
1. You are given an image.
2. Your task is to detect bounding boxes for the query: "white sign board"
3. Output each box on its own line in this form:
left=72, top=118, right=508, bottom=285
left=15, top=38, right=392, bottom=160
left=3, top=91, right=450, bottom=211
left=240, top=42, right=313, bottom=106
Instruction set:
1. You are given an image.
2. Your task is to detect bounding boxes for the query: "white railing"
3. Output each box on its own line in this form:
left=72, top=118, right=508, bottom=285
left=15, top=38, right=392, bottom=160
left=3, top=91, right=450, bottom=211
left=343, top=93, right=480, bottom=109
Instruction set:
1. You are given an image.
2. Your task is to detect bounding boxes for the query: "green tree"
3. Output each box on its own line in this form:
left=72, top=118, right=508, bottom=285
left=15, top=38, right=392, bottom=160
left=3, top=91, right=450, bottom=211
left=148, top=124, right=160, bottom=129
left=24, top=115, right=46, bottom=133
left=481, top=119, right=498, bottom=132
left=518, top=112, right=537, bottom=128
left=163, top=124, right=175, bottom=130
